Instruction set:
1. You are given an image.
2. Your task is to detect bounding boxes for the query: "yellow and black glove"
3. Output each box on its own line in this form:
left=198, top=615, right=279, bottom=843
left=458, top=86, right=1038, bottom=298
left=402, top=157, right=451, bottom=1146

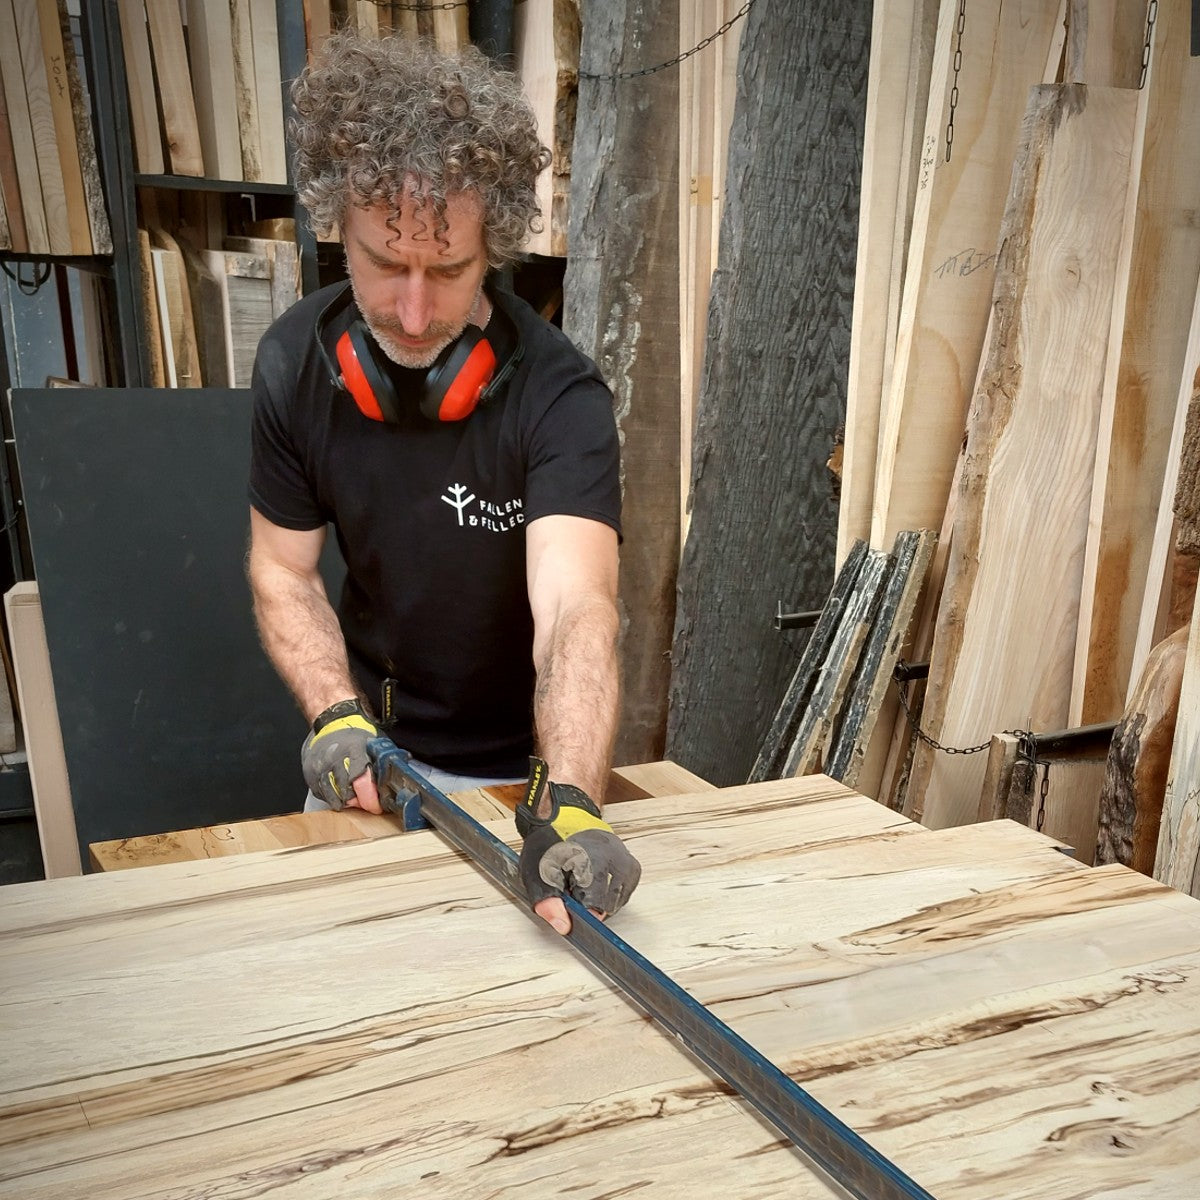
left=515, top=757, right=642, bottom=917
left=301, top=699, right=379, bottom=808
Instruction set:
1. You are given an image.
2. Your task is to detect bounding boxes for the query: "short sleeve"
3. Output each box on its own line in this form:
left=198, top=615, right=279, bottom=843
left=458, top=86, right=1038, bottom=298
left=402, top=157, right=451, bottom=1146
left=248, top=331, right=327, bottom=531
left=522, top=376, right=622, bottom=537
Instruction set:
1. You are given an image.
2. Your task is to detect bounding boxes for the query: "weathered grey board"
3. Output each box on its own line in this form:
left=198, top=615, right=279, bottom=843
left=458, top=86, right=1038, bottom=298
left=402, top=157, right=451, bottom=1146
left=667, top=0, right=871, bottom=785
left=564, top=0, right=680, bottom=765
left=4, top=780, right=1200, bottom=1197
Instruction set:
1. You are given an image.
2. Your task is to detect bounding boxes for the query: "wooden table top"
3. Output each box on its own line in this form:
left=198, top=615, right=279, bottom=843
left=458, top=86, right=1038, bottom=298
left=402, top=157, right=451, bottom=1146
left=4, top=775, right=1199, bottom=1198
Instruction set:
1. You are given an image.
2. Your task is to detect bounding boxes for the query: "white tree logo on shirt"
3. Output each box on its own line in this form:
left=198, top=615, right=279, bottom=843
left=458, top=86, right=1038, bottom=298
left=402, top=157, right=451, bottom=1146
left=440, top=483, right=525, bottom=532
left=441, top=483, right=476, bottom=526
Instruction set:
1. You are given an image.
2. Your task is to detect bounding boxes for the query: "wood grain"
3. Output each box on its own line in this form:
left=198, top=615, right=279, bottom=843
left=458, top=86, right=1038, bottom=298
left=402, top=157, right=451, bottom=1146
left=1154, top=579, right=1200, bottom=897
left=563, top=0, right=679, bottom=766
left=0, top=37, right=28, bottom=252
left=1071, top=0, right=1200, bottom=725
left=6, top=780, right=1200, bottom=1198
left=4, top=582, right=79, bottom=877
left=229, top=0, right=262, bottom=182
left=115, top=0, right=164, bottom=175
left=0, top=0, right=49, bottom=253
left=910, top=85, right=1139, bottom=829
left=185, top=0, right=242, bottom=180
left=249, top=0, right=287, bottom=183
left=870, top=0, right=1063, bottom=550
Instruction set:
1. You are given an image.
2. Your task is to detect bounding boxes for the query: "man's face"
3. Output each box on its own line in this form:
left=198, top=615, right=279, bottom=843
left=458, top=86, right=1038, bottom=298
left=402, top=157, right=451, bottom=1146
left=342, top=190, right=489, bottom=370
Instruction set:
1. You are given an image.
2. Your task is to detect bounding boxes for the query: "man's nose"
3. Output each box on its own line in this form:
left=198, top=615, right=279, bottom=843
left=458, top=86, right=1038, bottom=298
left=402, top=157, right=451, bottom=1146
left=395, top=278, right=432, bottom=336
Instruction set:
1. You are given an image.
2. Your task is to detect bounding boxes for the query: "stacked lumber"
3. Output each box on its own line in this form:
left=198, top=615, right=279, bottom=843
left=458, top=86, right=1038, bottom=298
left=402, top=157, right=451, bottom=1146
left=115, top=0, right=288, bottom=183
left=136, top=216, right=300, bottom=389
left=750, top=530, right=936, bottom=788
left=835, top=0, right=1200, bottom=848
left=0, top=0, right=111, bottom=255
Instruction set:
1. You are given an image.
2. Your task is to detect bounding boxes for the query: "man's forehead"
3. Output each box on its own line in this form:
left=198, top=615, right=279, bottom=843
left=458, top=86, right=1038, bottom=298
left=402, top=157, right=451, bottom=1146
left=352, top=189, right=485, bottom=254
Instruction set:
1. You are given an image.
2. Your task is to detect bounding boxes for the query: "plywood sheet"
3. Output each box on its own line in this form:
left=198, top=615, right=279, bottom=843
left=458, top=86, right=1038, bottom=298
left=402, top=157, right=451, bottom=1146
left=5, top=780, right=1199, bottom=1198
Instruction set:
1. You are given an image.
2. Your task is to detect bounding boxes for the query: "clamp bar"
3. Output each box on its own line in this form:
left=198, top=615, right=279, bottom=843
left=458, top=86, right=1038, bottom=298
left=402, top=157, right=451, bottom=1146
left=370, top=740, right=936, bottom=1200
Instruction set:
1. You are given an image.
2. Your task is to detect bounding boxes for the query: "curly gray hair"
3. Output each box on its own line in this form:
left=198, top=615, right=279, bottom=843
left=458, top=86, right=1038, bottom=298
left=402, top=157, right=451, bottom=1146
left=290, top=32, right=550, bottom=267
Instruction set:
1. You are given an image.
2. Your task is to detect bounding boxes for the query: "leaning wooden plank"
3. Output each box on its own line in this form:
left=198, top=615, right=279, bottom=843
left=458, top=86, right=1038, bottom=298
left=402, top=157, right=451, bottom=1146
left=0, top=0, right=49, bottom=253
left=1071, top=0, right=1200, bottom=726
left=4, top=582, right=79, bottom=878
left=223, top=234, right=300, bottom=317
left=909, top=84, right=1139, bottom=830
left=249, top=0, right=288, bottom=183
left=229, top=0, right=263, bottom=182
left=785, top=548, right=892, bottom=777
left=56, top=0, right=110, bottom=254
left=149, top=227, right=202, bottom=386
left=869, top=0, right=1063, bottom=550
left=1154, top=582, right=1200, bottom=897
left=1097, top=624, right=1188, bottom=874
left=826, top=529, right=936, bottom=786
left=353, top=0, right=379, bottom=37
left=115, top=0, right=164, bottom=175
left=747, top=540, right=869, bottom=783
left=977, top=732, right=1021, bottom=822
left=149, top=248, right=179, bottom=386
left=1080, top=0, right=1151, bottom=87
left=431, top=0, right=469, bottom=53
left=181, top=238, right=231, bottom=388
left=221, top=250, right=274, bottom=387
left=144, top=0, right=204, bottom=175
left=137, top=227, right=167, bottom=387
left=33, top=0, right=91, bottom=254
left=837, top=0, right=936, bottom=563
left=303, top=0, right=332, bottom=59
left=514, top=0, right=573, bottom=257
left=11, top=0, right=70, bottom=253
left=1127, top=267, right=1200, bottom=697
left=185, top=0, right=242, bottom=181
left=0, top=54, right=26, bottom=251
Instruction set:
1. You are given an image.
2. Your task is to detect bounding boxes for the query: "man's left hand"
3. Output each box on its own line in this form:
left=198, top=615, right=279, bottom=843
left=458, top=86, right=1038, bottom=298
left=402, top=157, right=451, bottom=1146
left=516, top=758, right=641, bottom=935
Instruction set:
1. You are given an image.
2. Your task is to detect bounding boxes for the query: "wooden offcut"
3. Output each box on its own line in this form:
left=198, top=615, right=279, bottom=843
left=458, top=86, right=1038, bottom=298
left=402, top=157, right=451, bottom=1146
left=144, top=0, right=204, bottom=176
left=0, top=23, right=29, bottom=252
left=249, top=0, right=288, bottom=183
left=229, top=0, right=263, bottom=182
left=1097, top=624, right=1188, bottom=874
left=909, top=84, right=1139, bottom=830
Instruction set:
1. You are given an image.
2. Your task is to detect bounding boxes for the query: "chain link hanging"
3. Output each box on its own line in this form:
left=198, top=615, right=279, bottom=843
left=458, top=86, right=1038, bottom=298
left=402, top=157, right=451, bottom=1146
left=580, top=0, right=754, bottom=81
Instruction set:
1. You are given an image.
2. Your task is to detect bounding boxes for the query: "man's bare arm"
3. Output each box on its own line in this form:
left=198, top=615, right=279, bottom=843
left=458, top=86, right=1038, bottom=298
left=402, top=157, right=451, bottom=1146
left=526, top=514, right=620, bottom=804
left=246, top=508, right=359, bottom=722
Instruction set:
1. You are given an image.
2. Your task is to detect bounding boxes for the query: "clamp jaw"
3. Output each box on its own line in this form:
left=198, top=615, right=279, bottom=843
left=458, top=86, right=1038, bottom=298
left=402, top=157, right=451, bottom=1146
left=367, top=737, right=430, bottom=831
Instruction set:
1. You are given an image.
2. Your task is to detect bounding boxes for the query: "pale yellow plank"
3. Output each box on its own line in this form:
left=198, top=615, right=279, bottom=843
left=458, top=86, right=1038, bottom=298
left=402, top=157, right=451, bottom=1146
left=0, top=0, right=49, bottom=252
left=115, top=0, right=164, bottom=175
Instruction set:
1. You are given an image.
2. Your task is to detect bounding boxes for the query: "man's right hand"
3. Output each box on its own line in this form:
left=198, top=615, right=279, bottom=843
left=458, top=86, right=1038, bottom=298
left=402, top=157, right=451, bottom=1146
left=301, top=699, right=383, bottom=811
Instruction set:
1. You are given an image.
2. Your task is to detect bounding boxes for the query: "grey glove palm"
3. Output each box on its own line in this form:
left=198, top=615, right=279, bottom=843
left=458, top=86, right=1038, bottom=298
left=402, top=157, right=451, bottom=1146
left=301, top=699, right=379, bottom=808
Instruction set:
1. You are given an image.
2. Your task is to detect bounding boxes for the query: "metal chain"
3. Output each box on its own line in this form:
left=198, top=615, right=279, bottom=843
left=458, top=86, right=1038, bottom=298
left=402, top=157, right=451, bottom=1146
left=375, top=1, right=467, bottom=11
left=895, top=676, right=1033, bottom=757
left=580, top=0, right=754, bottom=81
left=1138, top=0, right=1158, bottom=90
left=1035, top=761, right=1050, bottom=831
left=945, top=0, right=967, bottom=162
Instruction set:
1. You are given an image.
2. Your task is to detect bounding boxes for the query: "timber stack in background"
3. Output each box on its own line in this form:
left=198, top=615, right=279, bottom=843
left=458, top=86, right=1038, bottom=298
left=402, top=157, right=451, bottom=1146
left=743, top=0, right=1200, bottom=898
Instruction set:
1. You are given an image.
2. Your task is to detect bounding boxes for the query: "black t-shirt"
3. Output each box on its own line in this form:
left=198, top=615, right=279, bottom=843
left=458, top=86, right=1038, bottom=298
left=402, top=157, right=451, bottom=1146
left=249, top=283, right=621, bottom=775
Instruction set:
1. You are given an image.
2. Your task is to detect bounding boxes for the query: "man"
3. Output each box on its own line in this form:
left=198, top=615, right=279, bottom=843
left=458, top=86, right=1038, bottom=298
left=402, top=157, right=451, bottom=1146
left=246, top=32, right=640, bottom=934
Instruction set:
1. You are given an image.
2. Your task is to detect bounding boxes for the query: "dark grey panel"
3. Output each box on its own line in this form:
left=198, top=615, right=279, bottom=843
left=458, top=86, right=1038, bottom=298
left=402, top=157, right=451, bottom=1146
left=12, top=388, right=342, bottom=865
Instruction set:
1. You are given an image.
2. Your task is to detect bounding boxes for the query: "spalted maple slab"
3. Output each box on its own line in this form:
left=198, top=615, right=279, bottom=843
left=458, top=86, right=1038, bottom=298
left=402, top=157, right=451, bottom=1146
left=5, top=778, right=1200, bottom=1197
left=910, top=84, right=1139, bottom=829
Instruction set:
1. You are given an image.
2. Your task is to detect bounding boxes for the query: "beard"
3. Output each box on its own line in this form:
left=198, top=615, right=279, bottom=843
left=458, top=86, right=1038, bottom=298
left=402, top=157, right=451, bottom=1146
left=349, top=278, right=482, bottom=370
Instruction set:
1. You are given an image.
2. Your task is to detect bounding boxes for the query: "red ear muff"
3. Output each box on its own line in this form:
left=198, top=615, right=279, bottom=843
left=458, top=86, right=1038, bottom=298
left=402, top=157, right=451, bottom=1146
left=339, top=322, right=403, bottom=423
left=421, top=328, right=498, bottom=422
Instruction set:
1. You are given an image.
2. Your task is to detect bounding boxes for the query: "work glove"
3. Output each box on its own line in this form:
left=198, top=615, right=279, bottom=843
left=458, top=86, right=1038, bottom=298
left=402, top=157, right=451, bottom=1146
left=515, top=757, right=642, bottom=917
left=301, top=699, right=379, bottom=808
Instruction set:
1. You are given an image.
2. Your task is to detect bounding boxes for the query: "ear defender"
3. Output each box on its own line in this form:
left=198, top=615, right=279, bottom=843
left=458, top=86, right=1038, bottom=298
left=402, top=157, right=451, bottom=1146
left=314, top=282, right=523, bottom=425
